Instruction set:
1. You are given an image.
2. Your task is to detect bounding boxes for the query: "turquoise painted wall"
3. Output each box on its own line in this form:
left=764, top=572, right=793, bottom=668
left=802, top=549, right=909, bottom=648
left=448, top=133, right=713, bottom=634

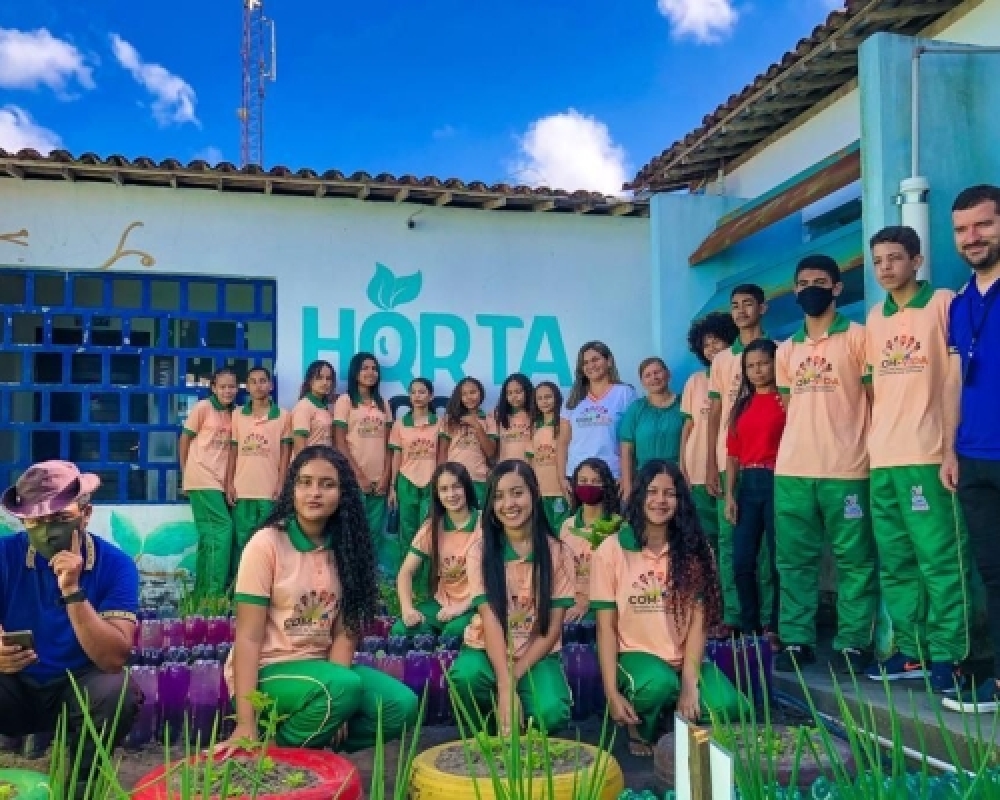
left=860, top=32, right=1000, bottom=303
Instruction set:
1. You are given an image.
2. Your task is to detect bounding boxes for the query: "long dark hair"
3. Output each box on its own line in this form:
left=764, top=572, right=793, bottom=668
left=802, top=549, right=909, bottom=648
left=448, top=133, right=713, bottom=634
left=624, top=459, right=722, bottom=629
left=496, top=373, right=534, bottom=430
left=570, top=457, right=619, bottom=519
left=532, top=381, right=563, bottom=439
left=259, top=446, right=378, bottom=637
left=427, top=462, right=478, bottom=597
left=729, top=338, right=778, bottom=430
left=481, top=460, right=559, bottom=639
left=444, top=377, right=485, bottom=433
left=347, top=352, right=383, bottom=407
left=299, top=360, right=336, bottom=402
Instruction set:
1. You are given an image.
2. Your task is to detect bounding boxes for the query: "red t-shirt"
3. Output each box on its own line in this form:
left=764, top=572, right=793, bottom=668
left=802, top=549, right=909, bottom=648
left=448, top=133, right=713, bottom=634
left=726, top=392, right=786, bottom=469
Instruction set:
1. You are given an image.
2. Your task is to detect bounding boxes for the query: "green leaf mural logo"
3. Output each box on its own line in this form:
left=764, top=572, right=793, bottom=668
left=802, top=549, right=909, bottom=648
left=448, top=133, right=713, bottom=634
left=366, top=262, right=422, bottom=311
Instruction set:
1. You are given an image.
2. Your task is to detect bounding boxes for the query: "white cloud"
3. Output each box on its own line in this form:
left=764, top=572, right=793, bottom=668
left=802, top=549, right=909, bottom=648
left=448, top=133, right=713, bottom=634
left=432, top=124, right=456, bottom=140
left=657, top=0, right=738, bottom=43
left=511, top=109, right=629, bottom=195
left=110, top=33, right=199, bottom=126
left=0, top=28, right=94, bottom=95
left=0, top=105, right=63, bottom=153
left=193, top=145, right=225, bottom=164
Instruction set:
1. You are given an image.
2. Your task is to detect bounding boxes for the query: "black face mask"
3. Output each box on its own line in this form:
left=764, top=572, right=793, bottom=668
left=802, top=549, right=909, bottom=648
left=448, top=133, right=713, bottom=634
left=796, top=286, right=835, bottom=318
left=27, top=518, right=81, bottom=560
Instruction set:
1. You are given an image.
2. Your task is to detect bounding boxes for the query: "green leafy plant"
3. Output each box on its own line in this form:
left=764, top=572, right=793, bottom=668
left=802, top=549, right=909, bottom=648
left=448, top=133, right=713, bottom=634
left=368, top=689, right=427, bottom=800
left=585, top=514, right=623, bottom=550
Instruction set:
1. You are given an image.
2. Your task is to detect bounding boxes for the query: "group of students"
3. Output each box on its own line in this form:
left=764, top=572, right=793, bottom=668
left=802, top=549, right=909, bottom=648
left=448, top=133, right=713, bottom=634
left=679, top=185, right=1000, bottom=717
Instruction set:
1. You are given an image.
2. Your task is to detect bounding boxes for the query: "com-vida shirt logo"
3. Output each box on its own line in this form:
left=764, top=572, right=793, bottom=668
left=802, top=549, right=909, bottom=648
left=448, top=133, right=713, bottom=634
left=508, top=595, right=536, bottom=638
left=576, top=405, right=614, bottom=428
left=879, top=336, right=929, bottom=375
left=533, top=441, right=557, bottom=467
left=407, top=434, right=437, bottom=461
left=628, top=569, right=667, bottom=612
left=439, top=555, right=468, bottom=585
left=793, top=356, right=841, bottom=392
left=239, top=432, right=272, bottom=458
left=500, top=420, right=532, bottom=444
left=355, top=412, right=387, bottom=440
left=284, top=589, right=339, bottom=636
left=573, top=550, right=592, bottom=582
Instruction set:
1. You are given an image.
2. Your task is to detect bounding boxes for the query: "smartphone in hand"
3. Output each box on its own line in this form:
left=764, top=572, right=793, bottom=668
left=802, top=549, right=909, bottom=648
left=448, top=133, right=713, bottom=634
left=1, top=631, right=35, bottom=651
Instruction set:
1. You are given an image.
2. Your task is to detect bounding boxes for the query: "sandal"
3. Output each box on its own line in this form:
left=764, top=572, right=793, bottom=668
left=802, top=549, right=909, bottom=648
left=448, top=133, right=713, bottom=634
left=626, top=725, right=654, bottom=757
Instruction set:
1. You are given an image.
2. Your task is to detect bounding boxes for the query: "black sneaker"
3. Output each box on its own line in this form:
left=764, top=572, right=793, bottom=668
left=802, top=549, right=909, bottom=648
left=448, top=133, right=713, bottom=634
left=774, top=644, right=817, bottom=672
left=942, top=680, right=1000, bottom=713
left=832, top=647, right=873, bottom=675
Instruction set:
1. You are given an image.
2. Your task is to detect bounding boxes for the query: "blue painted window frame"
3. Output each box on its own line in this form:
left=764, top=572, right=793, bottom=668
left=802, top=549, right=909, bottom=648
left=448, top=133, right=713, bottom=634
left=0, top=269, right=277, bottom=504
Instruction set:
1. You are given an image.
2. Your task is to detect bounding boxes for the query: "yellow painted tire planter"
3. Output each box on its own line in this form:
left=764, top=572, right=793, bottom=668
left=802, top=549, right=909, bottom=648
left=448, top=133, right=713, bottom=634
left=408, top=740, right=624, bottom=800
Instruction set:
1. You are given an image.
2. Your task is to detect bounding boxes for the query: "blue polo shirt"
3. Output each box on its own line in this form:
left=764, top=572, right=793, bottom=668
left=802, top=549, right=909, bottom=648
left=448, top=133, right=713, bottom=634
left=948, top=276, right=1000, bottom=461
left=0, top=531, right=139, bottom=684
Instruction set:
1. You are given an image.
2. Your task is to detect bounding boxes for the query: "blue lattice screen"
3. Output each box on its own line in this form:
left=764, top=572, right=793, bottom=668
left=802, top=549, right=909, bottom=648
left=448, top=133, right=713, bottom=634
left=0, top=269, right=277, bottom=504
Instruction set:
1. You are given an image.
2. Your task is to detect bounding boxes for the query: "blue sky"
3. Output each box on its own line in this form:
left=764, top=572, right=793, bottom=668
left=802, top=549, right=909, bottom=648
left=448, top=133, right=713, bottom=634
left=1, top=0, right=843, bottom=194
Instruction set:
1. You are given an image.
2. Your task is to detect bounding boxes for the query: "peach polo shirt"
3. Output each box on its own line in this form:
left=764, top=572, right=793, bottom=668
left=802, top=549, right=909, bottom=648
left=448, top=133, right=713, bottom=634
left=409, top=511, right=482, bottom=608
left=497, top=411, right=534, bottom=462
left=530, top=420, right=569, bottom=497
left=558, top=510, right=610, bottom=607
left=865, top=283, right=955, bottom=469
left=708, top=343, right=746, bottom=470
left=182, top=397, right=234, bottom=491
left=389, top=412, right=440, bottom=488
left=680, top=370, right=713, bottom=487
left=775, top=314, right=869, bottom=480
left=291, top=395, right=335, bottom=448
left=333, top=394, right=391, bottom=486
left=589, top=524, right=690, bottom=669
left=231, top=402, right=293, bottom=499
left=439, top=411, right=499, bottom=482
left=228, top=521, right=343, bottom=686
left=463, top=534, right=575, bottom=659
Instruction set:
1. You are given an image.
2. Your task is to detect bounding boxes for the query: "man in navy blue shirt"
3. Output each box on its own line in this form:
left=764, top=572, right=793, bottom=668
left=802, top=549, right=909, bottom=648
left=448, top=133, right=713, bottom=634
left=942, top=185, right=1000, bottom=713
left=0, top=461, right=140, bottom=792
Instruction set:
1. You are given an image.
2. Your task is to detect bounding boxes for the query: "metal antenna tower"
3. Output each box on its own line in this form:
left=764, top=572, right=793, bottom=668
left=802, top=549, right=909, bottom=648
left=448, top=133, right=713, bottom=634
left=239, top=0, right=276, bottom=168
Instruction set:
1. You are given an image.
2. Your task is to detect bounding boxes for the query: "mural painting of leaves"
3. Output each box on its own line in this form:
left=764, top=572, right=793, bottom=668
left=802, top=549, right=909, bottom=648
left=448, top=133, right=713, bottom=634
left=176, top=551, right=198, bottom=576
left=366, top=262, right=423, bottom=310
left=110, top=511, right=143, bottom=558
left=143, top=521, right=198, bottom=556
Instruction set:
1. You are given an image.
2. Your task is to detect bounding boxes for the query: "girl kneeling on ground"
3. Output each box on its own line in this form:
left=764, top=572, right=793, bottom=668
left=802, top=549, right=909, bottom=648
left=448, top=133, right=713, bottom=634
left=592, top=459, right=748, bottom=757
left=221, top=445, right=418, bottom=753
left=449, top=459, right=577, bottom=735
left=393, top=462, right=482, bottom=637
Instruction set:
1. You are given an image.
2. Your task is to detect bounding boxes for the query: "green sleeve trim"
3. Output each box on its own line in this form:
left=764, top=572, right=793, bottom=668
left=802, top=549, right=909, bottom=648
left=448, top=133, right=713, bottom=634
left=861, top=373, right=872, bottom=385
left=229, top=439, right=238, bottom=446
left=293, top=428, right=309, bottom=437
left=333, top=420, right=348, bottom=428
left=469, top=593, right=488, bottom=609
left=408, top=545, right=429, bottom=560
left=777, top=387, right=791, bottom=395
left=552, top=597, right=575, bottom=609
left=281, top=437, right=294, bottom=444
left=707, top=391, right=721, bottom=400
left=389, top=444, right=403, bottom=452
left=182, top=428, right=197, bottom=437
left=680, top=412, right=693, bottom=421
left=234, top=592, right=269, bottom=607
left=439, top=431, right=453, bottom=441
left=589, top=600, right=617, bottom=611
left=488, top=434, right=500, bottom=441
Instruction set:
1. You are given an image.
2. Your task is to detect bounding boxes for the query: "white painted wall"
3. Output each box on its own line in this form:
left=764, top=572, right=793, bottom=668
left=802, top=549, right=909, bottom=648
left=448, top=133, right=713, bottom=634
left=721, top=0, right=1000, bottom=200
left=0, top=181, right=651, bottom=405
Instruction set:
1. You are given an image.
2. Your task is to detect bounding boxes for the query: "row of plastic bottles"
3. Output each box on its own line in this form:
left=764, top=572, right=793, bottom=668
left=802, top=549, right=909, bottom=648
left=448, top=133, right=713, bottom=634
left=135, top=615, right=235, bottom=650
left=705, top=636, right=774, bottom=701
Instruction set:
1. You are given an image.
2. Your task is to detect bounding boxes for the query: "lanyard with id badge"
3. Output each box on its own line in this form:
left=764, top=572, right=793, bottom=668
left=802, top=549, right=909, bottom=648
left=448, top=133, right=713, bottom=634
left=963, top=282, right=1000, bottom=386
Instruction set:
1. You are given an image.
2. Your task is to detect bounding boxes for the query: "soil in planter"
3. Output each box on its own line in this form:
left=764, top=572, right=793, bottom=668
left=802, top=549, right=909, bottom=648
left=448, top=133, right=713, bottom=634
left=434, top=741, right=596, bottom=779
left=157, top=756, right=320, bottom=798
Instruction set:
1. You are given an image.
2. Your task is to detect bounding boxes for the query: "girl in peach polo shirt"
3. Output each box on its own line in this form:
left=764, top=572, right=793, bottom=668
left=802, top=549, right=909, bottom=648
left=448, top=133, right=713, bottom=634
left=591, top=460, right=747, bottom=757
left=334, top=353, right=392, bottom=558
left=438, top=377, right=498, bottom=507
left=559, top=457, right=621, bottom=623
left=291, top=360, right=336, bottom=454
left=180, top=367, right=238, bottom=600
left=529, top=381, right=573, bottom=532
left=388, top=378, right=440, bottom=554
left=220, top=446, right=417, bottom=753
left=449, top=460, right=576, bottom=735
left=392, top=462, right=481, bottom=637
left=495, top=373, right=535, bottom=462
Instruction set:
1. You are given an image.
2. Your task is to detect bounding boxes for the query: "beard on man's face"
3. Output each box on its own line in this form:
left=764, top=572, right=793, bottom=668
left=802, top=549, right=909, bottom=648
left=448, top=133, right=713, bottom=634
left=961, top=241, right=1000, bottom=272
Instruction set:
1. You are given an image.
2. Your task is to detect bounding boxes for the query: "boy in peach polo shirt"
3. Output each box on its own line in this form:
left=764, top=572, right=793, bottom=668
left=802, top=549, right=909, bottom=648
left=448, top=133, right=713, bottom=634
left=226, top=366, right=293, bottom=568
left=705, top=285, right=775, bottom=633
left=179, top=368, right=238, bottom=599
left=863, top=226, right=981, bottom=687
left=773, top=255, right=878, bottom=675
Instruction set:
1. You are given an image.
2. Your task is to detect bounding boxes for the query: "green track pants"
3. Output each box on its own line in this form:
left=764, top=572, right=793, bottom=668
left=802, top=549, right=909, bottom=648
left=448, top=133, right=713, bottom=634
left=256, top=659, right=418, bottom=751
left=617, top=651, right=748, bottom=743
left=395, top=473, right=432, bottom=552
left=189, top=489, right=234, bottom=600
left=717, top=472, right=775, bottom=629
left=775, top=476, right=878, bottom=650
left=871, top=466, right=976, bottom=663
left=389, top=599, right=475, bottom=638
left=449, top=648, right=571, bottom=735
left=232, top=498, right=274, bottom=577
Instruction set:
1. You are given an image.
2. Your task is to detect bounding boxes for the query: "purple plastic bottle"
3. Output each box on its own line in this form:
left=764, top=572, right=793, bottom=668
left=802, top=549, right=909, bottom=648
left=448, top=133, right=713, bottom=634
left=404, top=651, right=429, bottom=695
left=217, top=665, right=235, bottom=738
left=158, top=662, right=191, bottom=743
left=362, top=636, right=387, bottom=655
left=206, top=617, right=230, bottom=647
left=353, top=651, right=376, bottom=669
left=124, top=666, right=159, bottom=750
left=387, top=635, right=411, bottom=656
left=189, top=660, right=222, bottom=746
left=581, top=645, right=603, bottom=719
left=436, top=650, right=457, bottom=725
left=384, top=654, right=405, bottom=682
left=184, top=615, right=208, bottom=648
left=139, top=619, right=164, bottom=650
left=161, top=618, right=185, bottom=648
left=565, top=645, right=588, bottom=721
left=228, top=615, right=237, bottom=643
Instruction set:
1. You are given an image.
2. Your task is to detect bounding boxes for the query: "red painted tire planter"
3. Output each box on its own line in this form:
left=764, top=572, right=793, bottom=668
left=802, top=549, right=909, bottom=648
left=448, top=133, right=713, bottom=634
left=132, top=747, right=362, bottom=800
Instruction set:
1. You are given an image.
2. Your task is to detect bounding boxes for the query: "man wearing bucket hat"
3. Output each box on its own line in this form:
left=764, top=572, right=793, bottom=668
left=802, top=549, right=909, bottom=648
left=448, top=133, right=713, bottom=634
left=0, top=461, right=141, bottom=789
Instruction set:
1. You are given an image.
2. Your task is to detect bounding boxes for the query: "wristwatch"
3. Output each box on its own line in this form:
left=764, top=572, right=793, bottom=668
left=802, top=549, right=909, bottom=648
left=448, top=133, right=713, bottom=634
left=59, top=589, right=86, bottom=606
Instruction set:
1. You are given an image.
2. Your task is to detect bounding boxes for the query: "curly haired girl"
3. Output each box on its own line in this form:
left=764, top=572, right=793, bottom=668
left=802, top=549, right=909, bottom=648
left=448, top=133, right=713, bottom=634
left=220, top=446, right=417, bottom=753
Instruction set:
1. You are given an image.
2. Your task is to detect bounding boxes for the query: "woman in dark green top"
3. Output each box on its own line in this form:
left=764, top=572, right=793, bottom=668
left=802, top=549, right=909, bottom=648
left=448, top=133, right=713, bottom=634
left=618, top=357, right=684, bottom=499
